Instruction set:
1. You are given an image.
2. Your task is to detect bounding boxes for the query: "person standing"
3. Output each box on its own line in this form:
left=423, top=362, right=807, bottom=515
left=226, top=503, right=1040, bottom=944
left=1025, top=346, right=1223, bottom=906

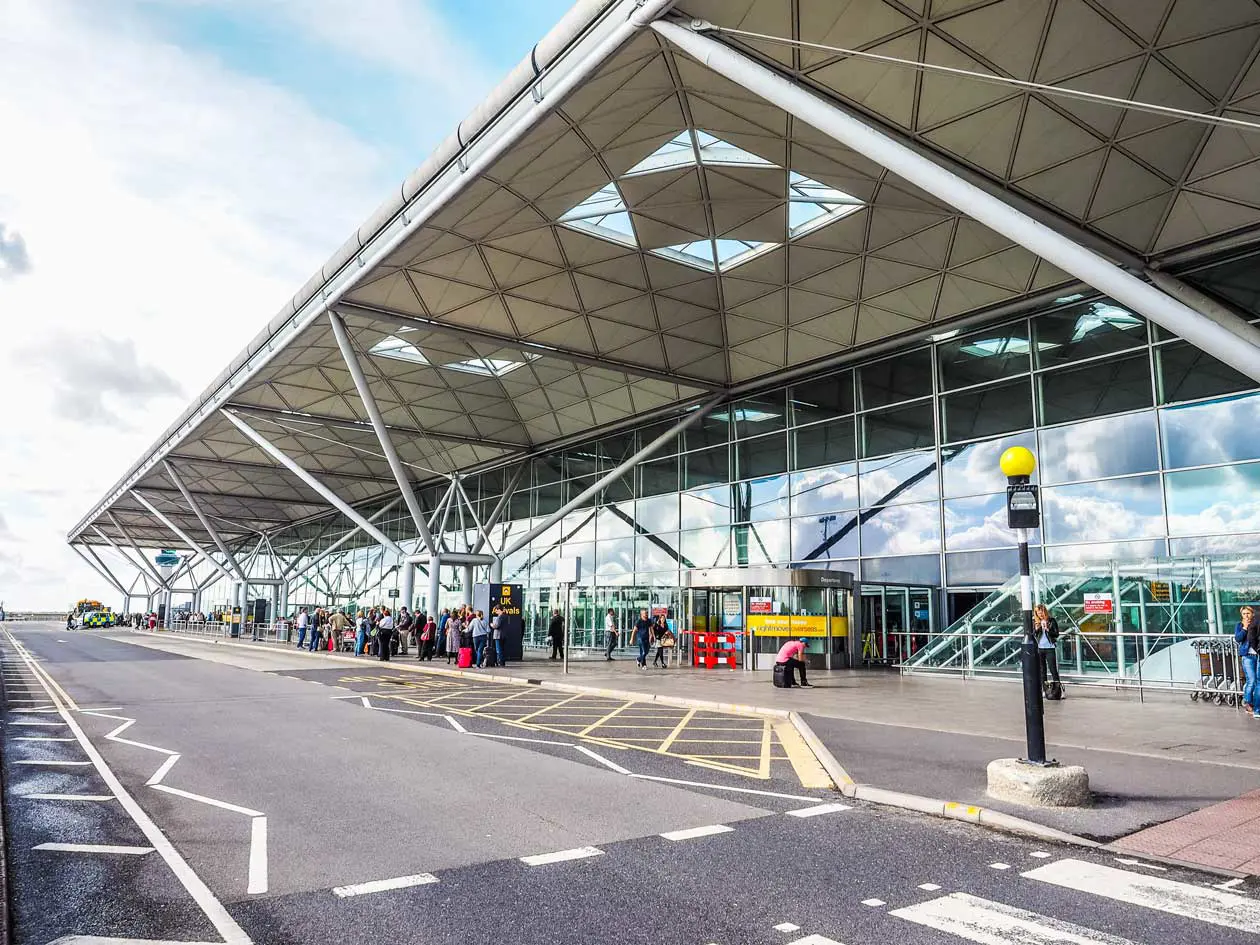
left=633, top=609, right=653, bottom=669
left=604, top=608, right=618, bottom=661
left=295, top=607, right=308, bottom=648
left=470, top=610, right=489, bottom=667
left=376, top=608, right=395, bottom=662
left=652, top=614, right=673, bottom=668
left=1237, top=605, right=1260, bottom=718
left=445, top=611, right=463, bottom=665
left=436, top=608, right=451, bottom=659
left=419, top=614, right=437, bottom=661
left=1033, top=603, right=1061, bottom=693
left=330, top=608, right=349, bottom=652
left=396, top=607, right=413, bottom=657
left=354, top=610, right=369, bottom=656
left=489, top=607, right=504, bottom=668
left=548, top=610, right=565, bottom=661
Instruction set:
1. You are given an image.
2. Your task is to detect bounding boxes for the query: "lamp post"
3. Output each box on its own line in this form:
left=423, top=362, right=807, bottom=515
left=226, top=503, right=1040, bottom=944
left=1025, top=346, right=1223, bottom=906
left=999, top=446, right=1053, bottom=767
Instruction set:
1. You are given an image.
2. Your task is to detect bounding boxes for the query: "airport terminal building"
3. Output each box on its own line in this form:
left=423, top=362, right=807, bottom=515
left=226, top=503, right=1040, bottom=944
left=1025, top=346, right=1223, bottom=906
left=69, top=1, right=1260, bottom=689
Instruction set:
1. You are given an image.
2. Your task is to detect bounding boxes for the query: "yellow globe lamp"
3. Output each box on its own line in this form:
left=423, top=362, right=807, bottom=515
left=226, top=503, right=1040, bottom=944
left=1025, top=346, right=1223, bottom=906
left=999, top=446, right=1037, bottom=480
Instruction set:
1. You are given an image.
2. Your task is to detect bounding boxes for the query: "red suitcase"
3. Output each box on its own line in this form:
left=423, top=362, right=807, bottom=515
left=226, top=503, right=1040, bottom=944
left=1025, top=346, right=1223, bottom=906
left=457, top=647, right=473, bottom=668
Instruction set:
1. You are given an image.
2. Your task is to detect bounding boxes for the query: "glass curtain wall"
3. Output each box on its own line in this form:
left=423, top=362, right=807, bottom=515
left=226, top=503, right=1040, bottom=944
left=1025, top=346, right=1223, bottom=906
left=212, top=255, right=1260, bottom=637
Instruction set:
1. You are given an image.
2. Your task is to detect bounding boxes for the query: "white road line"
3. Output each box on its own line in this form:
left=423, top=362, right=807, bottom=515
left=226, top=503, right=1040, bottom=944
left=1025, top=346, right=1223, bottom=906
left=22, top=794, right=116, bottom=801
left=989, top=862, right=1011, bottom=870
left=11, top=720, right=66, bottom=727
left=1023, top=858, right=1260, bottom=934
left=248, top=817, right=268, bottom=895
left=1030, top=851, right=1052, bottom=859
left=151, top=784, right=264, bottom=817
left=891, top=892, right=1138, bottom=944
left=146, top=754, right=181, bottom=786
left=862, top=898, right=886, bottom=907
left=785, top=936, right=842, bottom=945
left=2, top=631, right=252, bottom=945
left=520, top=846, right=604, bottom=866
left=35, top=843, right=155, bottom=855
left=574, top=745, right=632, bottom=774
left=14, top=736, right=76, bottom=742
left=443, top=714, right=467, bottom=733
left=773, top=922, right=800, bottom=932
left=1113, top=857, right=1166, bottom=871
left=469, top=732, right=564, bottom=744
left=918, top=883, right=942, bottom=891
left=1216, top=878, right=1245, bottom=890
left=42, top=938, right=223, bottom=945
left=786, top=802, right=851, bottom=818
left=660, top=824, right=734, bottom=842
left=628, top=773, right=816, bottom=802
left=14, top=759, right=90, bottom=766
left=332, top=873, right=439, bottom=898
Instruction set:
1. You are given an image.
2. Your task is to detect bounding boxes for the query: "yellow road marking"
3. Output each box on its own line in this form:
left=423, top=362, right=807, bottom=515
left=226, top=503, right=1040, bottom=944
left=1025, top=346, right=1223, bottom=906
left=772, top=720, right=834, bottom=789
left=514, top=694, right=585, bottom=722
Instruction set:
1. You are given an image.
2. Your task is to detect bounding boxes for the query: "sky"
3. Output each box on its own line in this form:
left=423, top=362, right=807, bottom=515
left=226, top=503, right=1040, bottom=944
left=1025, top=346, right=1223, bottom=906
left=0, top=0, right=574, bottom=611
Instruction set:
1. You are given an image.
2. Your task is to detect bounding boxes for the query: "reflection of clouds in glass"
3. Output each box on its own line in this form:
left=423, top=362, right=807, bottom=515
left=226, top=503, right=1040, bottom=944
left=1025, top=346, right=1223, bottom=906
left=791, top=463, right=859, bottom=515
left=1042, top=539, right=1166, bottom=563
left=859, top=501, right=942, bottom=556
left=681, top=485, right=730, bottom=529
left=596, top=538, right=634, bottom=577
left=739, top=475, right=790, bottom=522
left=597, top=504, right=635, bottom=540
left=636, top=494, right=680, bottom=532
left=944, top=494, right=1014, bottom=550
left=636, top=534, right=681, bottom=571
left=680, top=527, right=731, bottom=567
left=859, top=450, right=939, bottom=506
left=734, top=521, right=790, bottom=564
left=1165, top=463, right=1260, bottom=536
left=791, top=515, right=859, bottom=559
left=1160, top=393, right=1260, bottom=470
left=1043, top=475, right=1164, bottom=543
left=942, top=432, right=1036, bottom=498
left=1038, top=412, right=1158, bottom=485
left=1171, top=532, right=1260, bottom=555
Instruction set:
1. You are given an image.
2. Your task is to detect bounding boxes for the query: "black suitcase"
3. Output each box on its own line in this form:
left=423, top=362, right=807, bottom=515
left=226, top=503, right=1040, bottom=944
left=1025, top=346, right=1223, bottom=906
left=773, top=662, right=793, bottom=688
left=1043, top=680, right=1064, bottom=701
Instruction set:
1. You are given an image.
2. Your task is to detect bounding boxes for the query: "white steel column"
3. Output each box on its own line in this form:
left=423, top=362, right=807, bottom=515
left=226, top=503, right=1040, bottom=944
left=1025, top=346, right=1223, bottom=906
left=163, top=461, right=247, bottom=582
left=1145, top=271, right=1260, bottom=349
left=651, top=19, right=1260, bottom=385
left=99, top=517, right=167, bottom=589
left=401, top=565, right=415, bottom=612
left=327, top=311, right=439, bottom=555
left=282, top=497, right=404, bottom=581
left=220, top=409, right=405, bottom=557
left=428, top=560, right=442, bottom=617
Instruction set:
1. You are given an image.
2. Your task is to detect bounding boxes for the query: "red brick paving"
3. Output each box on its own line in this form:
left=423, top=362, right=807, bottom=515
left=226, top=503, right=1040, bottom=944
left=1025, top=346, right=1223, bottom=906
left=1113, top=788, right=1260, bottom=873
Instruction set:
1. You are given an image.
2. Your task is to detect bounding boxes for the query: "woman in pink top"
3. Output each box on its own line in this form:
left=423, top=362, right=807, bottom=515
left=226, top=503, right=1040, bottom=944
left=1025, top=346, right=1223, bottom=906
left=775, top=638, right=813, bottom=687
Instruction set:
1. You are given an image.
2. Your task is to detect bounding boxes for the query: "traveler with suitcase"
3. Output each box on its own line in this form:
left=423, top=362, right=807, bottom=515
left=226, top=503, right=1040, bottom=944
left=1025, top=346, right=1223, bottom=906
left=1034, top=604, right=1063, bottom=700
left=774, top=638, right=813, bottom=688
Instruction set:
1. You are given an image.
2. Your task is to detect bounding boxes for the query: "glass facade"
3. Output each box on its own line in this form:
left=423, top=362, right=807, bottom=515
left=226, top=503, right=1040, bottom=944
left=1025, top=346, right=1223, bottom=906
left=255, top=255, right=1260, bottom=645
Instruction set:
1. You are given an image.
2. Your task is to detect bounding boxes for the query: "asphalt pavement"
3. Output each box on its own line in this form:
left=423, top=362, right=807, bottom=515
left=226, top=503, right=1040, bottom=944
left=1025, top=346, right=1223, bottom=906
left=5, top=622, right=1260, bottom=945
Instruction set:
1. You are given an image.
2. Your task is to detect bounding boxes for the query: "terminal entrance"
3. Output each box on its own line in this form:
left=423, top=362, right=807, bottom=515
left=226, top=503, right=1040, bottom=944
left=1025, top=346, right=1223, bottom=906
left=683, top=567, right=854, bottom=671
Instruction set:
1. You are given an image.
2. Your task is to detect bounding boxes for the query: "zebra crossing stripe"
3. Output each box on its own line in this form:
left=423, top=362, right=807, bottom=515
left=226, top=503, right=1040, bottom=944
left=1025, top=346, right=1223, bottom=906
left=1022, top=858, right=1260, bottom=934
left=890, top=892, right=1138, bottom=944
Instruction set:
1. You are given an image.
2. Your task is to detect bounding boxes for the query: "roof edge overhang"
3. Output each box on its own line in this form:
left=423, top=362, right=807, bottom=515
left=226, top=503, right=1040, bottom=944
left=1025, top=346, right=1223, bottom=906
left=68, top=0, right=677, bottom=543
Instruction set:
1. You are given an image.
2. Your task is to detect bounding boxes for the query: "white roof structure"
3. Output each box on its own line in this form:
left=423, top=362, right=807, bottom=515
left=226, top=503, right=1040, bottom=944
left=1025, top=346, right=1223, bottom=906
left=71, top=0, right=1260, bottom=555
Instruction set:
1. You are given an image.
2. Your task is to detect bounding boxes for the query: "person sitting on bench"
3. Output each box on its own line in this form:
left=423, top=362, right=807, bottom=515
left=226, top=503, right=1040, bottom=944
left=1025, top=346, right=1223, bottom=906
left=776, top=638, right=813, bottom=688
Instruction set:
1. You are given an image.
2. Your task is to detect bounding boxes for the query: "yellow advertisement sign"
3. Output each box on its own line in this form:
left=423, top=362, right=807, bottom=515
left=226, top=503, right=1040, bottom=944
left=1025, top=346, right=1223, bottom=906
left=748, top=615, right=848, bottom=638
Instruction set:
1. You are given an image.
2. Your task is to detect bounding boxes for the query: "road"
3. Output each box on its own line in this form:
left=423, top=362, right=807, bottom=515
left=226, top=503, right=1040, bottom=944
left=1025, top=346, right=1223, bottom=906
left=3, top=622, right=1259, bottom=945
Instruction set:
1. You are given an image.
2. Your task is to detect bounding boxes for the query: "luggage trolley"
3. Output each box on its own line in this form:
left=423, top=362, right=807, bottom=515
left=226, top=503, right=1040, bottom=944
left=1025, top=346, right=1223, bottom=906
left=1190, top=638, right=1240, bottom=706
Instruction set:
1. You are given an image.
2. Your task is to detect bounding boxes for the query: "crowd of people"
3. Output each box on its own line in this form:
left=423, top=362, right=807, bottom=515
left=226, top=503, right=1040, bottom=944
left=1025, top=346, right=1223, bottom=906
left=285, top=603, right=514, bottom=667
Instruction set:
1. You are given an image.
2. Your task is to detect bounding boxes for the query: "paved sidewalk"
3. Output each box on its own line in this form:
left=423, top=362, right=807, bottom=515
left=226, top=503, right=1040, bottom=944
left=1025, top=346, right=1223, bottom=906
left=122, top=631, right=1260, bottom=871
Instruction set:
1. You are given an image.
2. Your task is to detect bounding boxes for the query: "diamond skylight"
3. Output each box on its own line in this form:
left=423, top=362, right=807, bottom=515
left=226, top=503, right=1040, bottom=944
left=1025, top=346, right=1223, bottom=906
left=557, top=129, right=865, bottom=274
left=443, top=354, right=539, bottom=378
left=369, top=335, right=430, bottom=365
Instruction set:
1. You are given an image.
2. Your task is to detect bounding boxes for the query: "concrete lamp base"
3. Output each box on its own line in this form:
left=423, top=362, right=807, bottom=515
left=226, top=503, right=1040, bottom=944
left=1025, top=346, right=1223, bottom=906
left=986, top=758, right=1091, bottom=808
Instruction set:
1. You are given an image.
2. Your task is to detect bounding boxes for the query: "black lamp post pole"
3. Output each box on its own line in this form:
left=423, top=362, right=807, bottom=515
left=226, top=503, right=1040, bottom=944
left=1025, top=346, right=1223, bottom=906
left=1013, top=514, right=1047, bottom=765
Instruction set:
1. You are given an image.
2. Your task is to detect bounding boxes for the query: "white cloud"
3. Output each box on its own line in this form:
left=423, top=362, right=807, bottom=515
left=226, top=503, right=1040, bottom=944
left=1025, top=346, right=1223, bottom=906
left=0, top=0, right=489, bottom=608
